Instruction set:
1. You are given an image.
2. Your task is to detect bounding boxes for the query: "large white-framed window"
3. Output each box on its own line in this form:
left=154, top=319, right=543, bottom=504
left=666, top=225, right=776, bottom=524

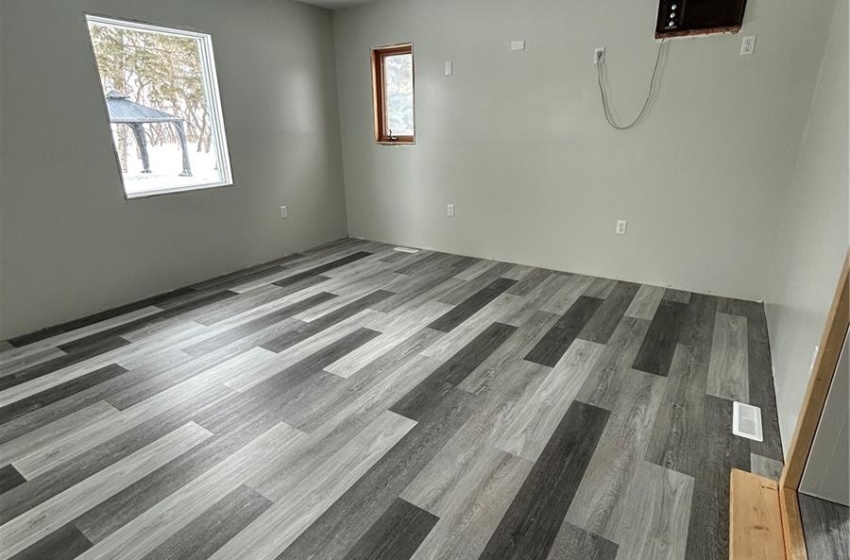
left=85, top=15, right=233, bottom=199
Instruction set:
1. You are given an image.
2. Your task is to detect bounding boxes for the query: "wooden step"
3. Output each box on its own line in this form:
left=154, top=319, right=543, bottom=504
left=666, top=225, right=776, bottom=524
left=730, top=468, right=787, bottom=560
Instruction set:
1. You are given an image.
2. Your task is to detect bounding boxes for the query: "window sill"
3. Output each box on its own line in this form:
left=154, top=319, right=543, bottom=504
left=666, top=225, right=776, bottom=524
left=376, top=140, right=416, bottom=146
left=124, top=180, right=234, bottom=200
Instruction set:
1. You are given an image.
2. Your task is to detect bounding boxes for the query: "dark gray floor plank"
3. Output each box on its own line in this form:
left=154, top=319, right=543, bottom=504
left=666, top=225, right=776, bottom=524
left=183, top=291, right=337, bottom=357
left=546, top=522, right=618, bottom=560
left=427, top=278, right=517, bottom=333
left=189, top=255, right=302, bottom=292
left=0, top=364, right=128, bottom=426
left=742, top=305, right=784, bottom=462
left=0, top=336, right=130, bottom=392
left=139, top=485, right=272, bottom=560
left=684, top=395, right=751, bottom=560
left=194, top=275, right=330, bottom=326
left=525, top=296, right=604, bottom=367
left=477, top=400, right=610, bottom=560
left=57, top=290, right=238, bottom=355
left=261, top=290, right=393, bottom=353
left=274, top=387, right=480, bottom=560
left=578, top=281, right=640, bottom=344
left=371, top=269, right=458, bottom=314
left=632, top=300, right=687, bottom=376
left=391, top=322, right=517, bottom=421
left=9, top=523, right=93, bottom=560
left=507, top=268, right=559, bottom=297
left=340, top=498, right=439, bottom=560
left=439, top=262, right=516, bottom=306
left=0, top=357, right=189, bottom=446
left=644, top=344, right=709, bottom=477
left=799, top=493, right=850, bottom=560
left=273, top=251, right=372, bottom=288
left=297, top=328, right=444, bottom=431
left=0, top=384, right=233, bottom=525
left=73, top=411, right=278, bottom=543
left=5, top=288, right=195, bottom=348
left=0, top=464, right=26, bottom=495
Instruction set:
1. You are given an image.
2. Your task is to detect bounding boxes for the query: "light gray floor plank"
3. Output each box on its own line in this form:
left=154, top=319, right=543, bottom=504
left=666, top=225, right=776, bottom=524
left=706, top=312, right=749, bottom=402
left=606, top=461, right=694, bottom=560
left=209, top=411, right=416, bottom=560
left=566, top=369, right=666, bottom=536
left=750, top=453, right=784, bottom=481
left=0, top=422, right=212, bottom=560
left=575, top=317, right=652, bottom=410
left=421, top=293, right=527, bottom=360
left=74, top=422, right=307, bottom=560
left=0, top=401, right=120, bottom=466
left=495, top=339, right=605, bottom=462
left=406, top=446, right=533, bottom=560
left=624, top=285, right=665, bottom=321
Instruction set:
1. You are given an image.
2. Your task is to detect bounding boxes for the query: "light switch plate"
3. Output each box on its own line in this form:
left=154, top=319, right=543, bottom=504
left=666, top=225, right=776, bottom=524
left=444, top=61, right=453, bottom=76
left=510, top=40, right=526, bottom=51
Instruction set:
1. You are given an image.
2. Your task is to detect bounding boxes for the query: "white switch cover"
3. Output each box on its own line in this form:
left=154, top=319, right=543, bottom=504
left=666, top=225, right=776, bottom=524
left=447, top=204, right=455, bottom=217
left=280, top=206, right=288, bottom=219
left=740, top=36, right=756, bottom=56
left=616, top=220, right=627, bottom=235
left=510, top=40, right=526, bottom=51
left=444, top=61, right=453, bottom=76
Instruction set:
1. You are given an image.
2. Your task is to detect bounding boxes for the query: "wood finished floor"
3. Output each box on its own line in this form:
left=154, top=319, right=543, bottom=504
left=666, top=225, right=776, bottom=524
left=0, top=238, right=785, bottom=560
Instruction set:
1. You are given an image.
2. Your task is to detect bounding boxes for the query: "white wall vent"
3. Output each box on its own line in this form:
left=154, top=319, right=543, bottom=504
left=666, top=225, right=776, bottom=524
left=733, top=402, right=764, bottom=442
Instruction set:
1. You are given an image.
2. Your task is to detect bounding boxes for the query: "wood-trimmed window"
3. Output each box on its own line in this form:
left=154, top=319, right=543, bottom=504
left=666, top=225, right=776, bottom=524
left=371, top=44, right=415, bottom=145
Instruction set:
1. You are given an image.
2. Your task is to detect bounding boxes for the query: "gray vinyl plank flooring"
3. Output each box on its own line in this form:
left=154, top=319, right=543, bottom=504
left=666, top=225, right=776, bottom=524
left=750, top=453, right=784, bottom=481
left=341, top=498, right=438, bottom=560
left=0, top=240, right=783, bottom=560
left=799, top=493, right=850, bottom=560
left=706, top=312, right=749, bottom=402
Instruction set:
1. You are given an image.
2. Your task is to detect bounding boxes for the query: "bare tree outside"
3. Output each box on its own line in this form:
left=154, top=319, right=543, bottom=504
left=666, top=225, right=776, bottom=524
left=87, top=17, right=231, bottom=197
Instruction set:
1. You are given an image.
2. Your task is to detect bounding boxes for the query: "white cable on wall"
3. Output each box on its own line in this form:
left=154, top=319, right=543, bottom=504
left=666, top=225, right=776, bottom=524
left=597, top=39, right=667, bottom=130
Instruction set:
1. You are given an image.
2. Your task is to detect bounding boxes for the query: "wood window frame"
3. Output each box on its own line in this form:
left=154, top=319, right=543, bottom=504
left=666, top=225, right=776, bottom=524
left=371, top=43, right=415, bottom=145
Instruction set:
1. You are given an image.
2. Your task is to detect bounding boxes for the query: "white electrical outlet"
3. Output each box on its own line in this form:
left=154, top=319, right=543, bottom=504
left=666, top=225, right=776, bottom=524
left=740, top=36, right=756, bottom=56
left=616, top=220, right=627, bottom=235
left=447, top=204, right=455, bottom=217
left=445, top=61, right=453, bottom=76
left=510, top=40, right=526, bottom=51
left=280, top=206, right=288, bottom=219
left=594, top=47, right=606, bottom=65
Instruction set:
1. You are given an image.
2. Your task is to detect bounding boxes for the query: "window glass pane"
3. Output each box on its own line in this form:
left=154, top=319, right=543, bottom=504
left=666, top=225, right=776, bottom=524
left=86, top=17, right=232, bottom=198
left=384, top=53, right=414, bottom=137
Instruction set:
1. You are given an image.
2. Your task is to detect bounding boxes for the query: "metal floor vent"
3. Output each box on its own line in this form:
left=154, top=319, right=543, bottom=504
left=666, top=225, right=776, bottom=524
left=393, top=247, right=420, bottom=254
left=733, top=402, right=763, bottom=442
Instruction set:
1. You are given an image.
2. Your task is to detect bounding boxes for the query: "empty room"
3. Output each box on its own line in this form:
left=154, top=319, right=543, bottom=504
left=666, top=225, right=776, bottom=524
left=0, top=0, right=848, bottom=558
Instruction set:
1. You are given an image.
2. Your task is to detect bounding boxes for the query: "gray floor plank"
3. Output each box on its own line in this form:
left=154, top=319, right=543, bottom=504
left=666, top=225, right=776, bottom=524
left=341, top=498, right=438, bottom=560
left=799, top=493, right=850, bottom=560
left=706, top=313, right=749, bottom=402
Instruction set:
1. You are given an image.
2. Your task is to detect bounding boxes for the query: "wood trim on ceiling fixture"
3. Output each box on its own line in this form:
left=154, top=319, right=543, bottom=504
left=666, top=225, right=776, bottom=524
left=371, top=43, right=415, bottom=145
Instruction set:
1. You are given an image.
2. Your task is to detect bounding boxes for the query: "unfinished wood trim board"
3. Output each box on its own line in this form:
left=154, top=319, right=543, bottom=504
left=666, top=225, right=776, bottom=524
left=730, top=249, right=849, bottom=560
left=781, top=249, right=849, bottom=560
left=730, top=469, right=785, bottom=560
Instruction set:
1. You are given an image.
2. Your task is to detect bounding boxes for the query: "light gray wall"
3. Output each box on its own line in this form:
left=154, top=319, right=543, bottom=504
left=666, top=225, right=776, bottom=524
left=765, top=0, right=849, bottom=457
left=332, top=0, right=835, bottom=302
left=0, top=0, right=348, bottom=339
left=801, top=330, right=849, bottom=506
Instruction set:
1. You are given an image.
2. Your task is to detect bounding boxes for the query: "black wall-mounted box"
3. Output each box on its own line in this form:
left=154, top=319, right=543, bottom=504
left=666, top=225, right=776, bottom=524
left=656, top=0, right=748, bottom=38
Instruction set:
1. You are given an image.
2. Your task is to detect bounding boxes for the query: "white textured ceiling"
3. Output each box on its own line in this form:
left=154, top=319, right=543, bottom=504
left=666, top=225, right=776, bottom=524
left=293, top=0, right=381, bottom=10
